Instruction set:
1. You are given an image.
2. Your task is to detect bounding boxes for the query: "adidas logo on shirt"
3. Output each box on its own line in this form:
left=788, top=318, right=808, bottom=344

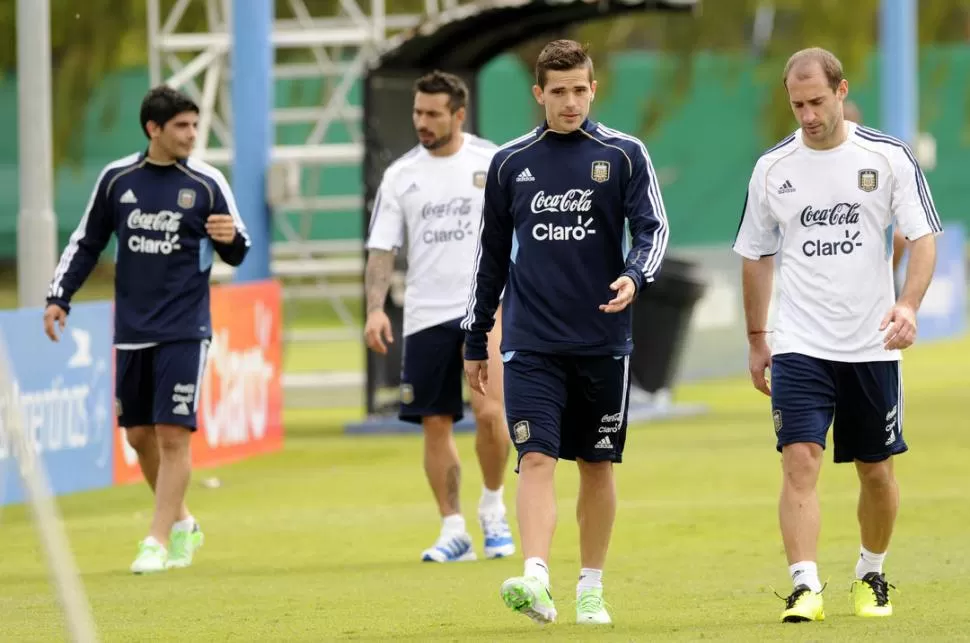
left=778, top=180, right=795, bottom=194
left=516, top=168, right=536, bottom=182
left=594, top=436, right=613, bottom=450
left=120, top=189, right=138, bottom=204
left=403, top=182, right=420, bottom=195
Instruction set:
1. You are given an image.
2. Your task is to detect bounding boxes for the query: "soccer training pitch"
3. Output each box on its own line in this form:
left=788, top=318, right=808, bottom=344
left=0, top=333, right=967, bottom=641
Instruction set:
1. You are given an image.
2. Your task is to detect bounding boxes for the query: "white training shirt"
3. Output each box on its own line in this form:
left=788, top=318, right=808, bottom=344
left=366, top=133, right=497, bottom=337
left=733, top=121, right=943, bottom=363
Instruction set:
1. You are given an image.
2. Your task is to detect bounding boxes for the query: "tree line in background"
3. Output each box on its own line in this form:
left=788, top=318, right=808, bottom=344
left=0, top=0, right=968, bottom=168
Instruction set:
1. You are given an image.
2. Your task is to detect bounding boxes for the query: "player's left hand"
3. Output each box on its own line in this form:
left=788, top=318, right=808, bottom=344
left=600, top=276, right=636, bottom=313
left=464, top=359, right=488, bottom=396
left=880, top=302, right=918, bottom=350
left=206, top=214, right=236, bottom=243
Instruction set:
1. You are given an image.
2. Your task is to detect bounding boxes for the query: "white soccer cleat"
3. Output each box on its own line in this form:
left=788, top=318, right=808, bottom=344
left=500, top=575, right=558, bottom=625
left=576, top=587, right=612, bottom=624
left=130, top=539, right=167, bottom=574
left=421, top=532, right=477, bottom=562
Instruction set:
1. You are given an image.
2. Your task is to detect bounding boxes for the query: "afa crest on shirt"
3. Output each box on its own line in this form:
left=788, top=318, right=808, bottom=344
left=473, top=171, right=487, bottom=189
left=858, top=168, right=878, bottom=193
left=591, top=160, right=610, bottom=183
left=177, top=188, right=196, bottom=209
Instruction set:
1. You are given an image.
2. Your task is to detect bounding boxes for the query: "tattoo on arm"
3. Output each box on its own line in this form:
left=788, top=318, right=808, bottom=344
left=365, top=250, right=394, bottom=314
left=446, top=464, right=461, bottom=514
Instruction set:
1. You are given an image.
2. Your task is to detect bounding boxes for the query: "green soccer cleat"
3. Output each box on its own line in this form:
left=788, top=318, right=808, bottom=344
left=166, top=524, right=204, bottom=569
left=500, top=575, right=557, bottom=625
left=779, top=585, right=825, bottom=623
left=576, top=587, right=612, bottom=624
left=851, top=572, right=894, bottom=617
left=130, top=539, right=167, bottom=575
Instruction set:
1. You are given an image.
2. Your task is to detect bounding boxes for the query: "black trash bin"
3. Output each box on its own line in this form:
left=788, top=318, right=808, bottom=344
left=630, top=256, right=708, bottom=394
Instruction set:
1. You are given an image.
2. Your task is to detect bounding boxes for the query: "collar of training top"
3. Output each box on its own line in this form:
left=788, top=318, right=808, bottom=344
left=139, top=149, right=189, bottom=167
left=537, top=118, right=599, bottom=137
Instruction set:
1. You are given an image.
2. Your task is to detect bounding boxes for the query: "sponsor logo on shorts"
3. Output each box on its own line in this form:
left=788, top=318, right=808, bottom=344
left=512, top=420, right=530, bottom=444
left=884, top=404, right=898, bottom=445
left=172, top=382, right=196, bottom=416
left=598, top=412, right=622, bottom=433
left=594, top=436, right=613, bottom=450
left=772, top=409, right=783, bottom=433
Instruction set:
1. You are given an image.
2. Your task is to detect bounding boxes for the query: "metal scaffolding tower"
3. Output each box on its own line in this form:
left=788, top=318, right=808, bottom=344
left=145, top=0, right=468, bottom=292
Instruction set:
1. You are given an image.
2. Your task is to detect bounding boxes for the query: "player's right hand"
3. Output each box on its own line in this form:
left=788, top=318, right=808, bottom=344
left=747, top=336, right=772, bottom=397
left=43, top=304, right=68, bottom=342
left=364, top=310, right=394, bottom=354
left=464, top=359, right=488, bottom=396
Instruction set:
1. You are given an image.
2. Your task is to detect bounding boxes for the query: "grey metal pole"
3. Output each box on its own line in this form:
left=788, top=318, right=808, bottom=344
left=16, top=0, right=59, bottom=309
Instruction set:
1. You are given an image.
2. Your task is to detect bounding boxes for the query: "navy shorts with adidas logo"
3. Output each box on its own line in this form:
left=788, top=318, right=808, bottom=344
left=502, top=350, right=631, bottom=471
left=769, top=352, right=906, bottom=463
left=115, top=339, right=210, bottom=431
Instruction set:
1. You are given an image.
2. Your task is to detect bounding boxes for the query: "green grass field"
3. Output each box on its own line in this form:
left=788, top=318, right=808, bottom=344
left=0, top=325, right=968, bottom=641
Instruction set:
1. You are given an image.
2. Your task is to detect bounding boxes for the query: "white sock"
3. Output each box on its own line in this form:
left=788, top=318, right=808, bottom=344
left=479, top=486, right=504, bottom=513
left=789, top=561, right=822, bottom=593
left=577, top=568, right=603, bottom=596
left=143, top=536, right=165, bottom=551
left=172, top=516, right=196, bottom=532
left=441, top=514, right=466, bottom=536
left=856, top=546, right=886, bottom=579
left=525, top=557, right=550, bottom=589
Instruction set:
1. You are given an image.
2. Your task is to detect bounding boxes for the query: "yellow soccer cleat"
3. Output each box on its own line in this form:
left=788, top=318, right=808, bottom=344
left=851, top=572, right=894, bottom=617
left=779, top=585, right=825, bottom=623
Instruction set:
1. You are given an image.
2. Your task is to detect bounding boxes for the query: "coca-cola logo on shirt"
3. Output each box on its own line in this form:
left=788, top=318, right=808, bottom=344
left=799, top=202, right=861, bottom=228
left=530, top=189, right=594, bottom=214
left=420, top=197, right=473, bottom=219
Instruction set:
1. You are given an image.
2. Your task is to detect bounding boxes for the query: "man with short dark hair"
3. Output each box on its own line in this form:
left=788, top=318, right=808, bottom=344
left=44, top=85, right=250, bottom=574
left=463, top=39, right=669, bottom=626
left=735, top=47, right=941, bottom=622
left=364, top=70, right=515, bottom=564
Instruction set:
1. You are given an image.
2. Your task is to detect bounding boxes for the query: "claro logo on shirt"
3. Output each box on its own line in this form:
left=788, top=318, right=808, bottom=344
left=529, top=189, right=597, bottom=241
left=126, top=209, right=183, bottom=255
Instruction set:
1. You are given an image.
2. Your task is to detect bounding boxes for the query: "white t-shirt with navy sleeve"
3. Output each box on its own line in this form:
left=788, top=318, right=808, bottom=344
left=366, top=133, right=497, bottom=337
left=733, top=122, right=943, bottom=363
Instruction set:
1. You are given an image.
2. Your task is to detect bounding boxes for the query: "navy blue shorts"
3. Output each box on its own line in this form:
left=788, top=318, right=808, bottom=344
left=115, top=340, right=210, bottom=431
left=502, top=351, right=631, bottom=470
left=770, top=352, right=906, bottom=463
left=399, top=318, right=465, bottom=424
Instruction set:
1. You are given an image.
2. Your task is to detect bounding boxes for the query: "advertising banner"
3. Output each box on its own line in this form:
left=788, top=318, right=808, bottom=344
left=0, top=302, right=115, bottom=506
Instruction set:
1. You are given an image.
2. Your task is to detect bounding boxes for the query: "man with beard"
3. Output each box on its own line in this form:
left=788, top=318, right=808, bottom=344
left=364, top=70, right=515, bottom=563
